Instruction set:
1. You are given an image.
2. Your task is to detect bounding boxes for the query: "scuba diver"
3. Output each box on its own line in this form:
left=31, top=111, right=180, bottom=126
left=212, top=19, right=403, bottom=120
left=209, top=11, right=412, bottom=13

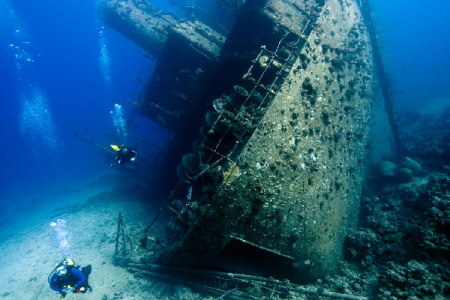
left=110, top=144, right=138, bottom=165
left=48, top=259, right=92, bottom=300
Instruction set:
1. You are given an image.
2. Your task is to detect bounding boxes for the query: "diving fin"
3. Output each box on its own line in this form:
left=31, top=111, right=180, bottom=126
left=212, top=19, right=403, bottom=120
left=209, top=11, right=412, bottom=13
left=81, top=265, right=93, bottom=292
left=81, top=264, right=92, bottom=277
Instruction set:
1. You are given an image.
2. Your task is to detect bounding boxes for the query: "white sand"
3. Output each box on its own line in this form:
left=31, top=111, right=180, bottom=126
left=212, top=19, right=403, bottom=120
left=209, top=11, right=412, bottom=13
left=0, top=177, right=193, bottom=300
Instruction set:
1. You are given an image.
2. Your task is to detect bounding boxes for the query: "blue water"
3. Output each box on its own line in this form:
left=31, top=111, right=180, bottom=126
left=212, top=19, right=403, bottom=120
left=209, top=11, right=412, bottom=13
left=371, top=0, right=450, bottom=109
left=0, top=0, right=175, bottom=201
left=0, top=0, right=449, bottom=273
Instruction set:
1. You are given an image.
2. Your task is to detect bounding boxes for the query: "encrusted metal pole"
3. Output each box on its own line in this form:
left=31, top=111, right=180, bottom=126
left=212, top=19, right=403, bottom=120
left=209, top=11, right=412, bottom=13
left=358, top=0, right=404, bottom=162
left=114, top=213, right=123, bottom=257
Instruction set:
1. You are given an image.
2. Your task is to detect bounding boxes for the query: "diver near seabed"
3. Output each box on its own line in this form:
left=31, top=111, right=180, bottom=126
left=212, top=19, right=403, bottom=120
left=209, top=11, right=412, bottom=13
left=110, top=144, right=138, bottom=165
left=48, top=259, right=92, bottom=300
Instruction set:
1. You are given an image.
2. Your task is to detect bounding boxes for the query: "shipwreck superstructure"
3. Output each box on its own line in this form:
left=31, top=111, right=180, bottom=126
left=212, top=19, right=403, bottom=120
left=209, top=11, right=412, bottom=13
left=101, top=0, right=377, bottom=283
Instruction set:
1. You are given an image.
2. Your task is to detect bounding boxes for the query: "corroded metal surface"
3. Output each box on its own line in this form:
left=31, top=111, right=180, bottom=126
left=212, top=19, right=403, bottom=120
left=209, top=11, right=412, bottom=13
left=102, top=0, right=376, bottom=283
left=160, top=0, right=374, bottom=283
left=99, top=0, right=177, bottom=56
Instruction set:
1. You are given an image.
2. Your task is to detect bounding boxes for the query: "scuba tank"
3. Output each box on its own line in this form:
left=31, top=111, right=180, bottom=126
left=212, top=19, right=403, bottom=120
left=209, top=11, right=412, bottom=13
left=48, top=258, right=78, bottom=283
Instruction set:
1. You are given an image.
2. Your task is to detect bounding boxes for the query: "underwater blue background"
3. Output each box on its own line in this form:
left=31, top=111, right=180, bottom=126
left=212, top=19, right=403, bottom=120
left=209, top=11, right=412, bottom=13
left=371, top=0, right=450, bottom=109
left=0, top=0, right=449, bottom=208
left=0, top=0, right=173, bottom=201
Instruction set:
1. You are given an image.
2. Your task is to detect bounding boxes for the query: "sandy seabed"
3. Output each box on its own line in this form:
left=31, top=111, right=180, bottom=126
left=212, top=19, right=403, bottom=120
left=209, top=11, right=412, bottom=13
left=0, top=177, right=200, bottom=300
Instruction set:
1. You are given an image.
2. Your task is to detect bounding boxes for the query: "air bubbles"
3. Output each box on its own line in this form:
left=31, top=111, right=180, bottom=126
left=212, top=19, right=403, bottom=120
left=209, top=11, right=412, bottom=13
left=50, top=218, right=72, bottom=254
left=20, top=86, right=61, bottom=152
left=98, top=26, right=111, bottom=84
left=112, top=104, right=126, bottom=143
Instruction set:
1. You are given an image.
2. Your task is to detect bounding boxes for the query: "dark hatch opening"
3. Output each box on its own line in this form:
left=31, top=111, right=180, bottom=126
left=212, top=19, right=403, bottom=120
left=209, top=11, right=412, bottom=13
left=210, top=237, right=295, bottom=279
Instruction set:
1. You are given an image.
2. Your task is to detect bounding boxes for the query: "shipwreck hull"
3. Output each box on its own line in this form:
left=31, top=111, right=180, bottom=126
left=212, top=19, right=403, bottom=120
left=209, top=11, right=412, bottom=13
left=160, top=0, right=374, bottom=283
left=102, top=0, right=376, bottom=283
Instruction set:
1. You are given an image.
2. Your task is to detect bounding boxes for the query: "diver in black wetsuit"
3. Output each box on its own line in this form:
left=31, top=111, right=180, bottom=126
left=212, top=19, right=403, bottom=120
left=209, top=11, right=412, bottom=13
left=113, top=146, right=138, bottom=165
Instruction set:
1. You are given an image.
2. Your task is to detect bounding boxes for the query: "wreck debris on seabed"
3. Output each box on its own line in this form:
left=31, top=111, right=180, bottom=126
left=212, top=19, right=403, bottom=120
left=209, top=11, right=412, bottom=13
left=115, top=214, right=370, bottom=300
left=82, top=0, right=450, bottom=299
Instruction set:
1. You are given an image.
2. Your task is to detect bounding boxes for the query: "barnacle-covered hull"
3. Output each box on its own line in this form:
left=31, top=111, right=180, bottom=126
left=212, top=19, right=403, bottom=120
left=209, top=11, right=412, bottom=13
left=159, top=0, right=374, bottom=282
left=102, top=0, right=375, bottom=283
